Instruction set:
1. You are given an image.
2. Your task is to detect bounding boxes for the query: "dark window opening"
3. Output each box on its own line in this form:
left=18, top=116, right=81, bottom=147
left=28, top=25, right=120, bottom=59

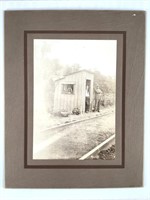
left=62, top=84, right=74, bottom=94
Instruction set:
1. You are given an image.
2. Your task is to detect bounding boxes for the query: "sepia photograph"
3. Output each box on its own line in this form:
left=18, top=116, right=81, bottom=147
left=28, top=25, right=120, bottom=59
left=33, top=39, right=117, bottom=160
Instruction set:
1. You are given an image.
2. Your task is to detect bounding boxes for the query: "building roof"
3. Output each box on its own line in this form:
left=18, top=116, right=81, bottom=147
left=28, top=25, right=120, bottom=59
left=55, top=69, right=94, bottom=82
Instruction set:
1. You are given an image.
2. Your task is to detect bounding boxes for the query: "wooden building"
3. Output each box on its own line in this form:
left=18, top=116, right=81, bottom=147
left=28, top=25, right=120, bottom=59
left=53, top=70, right=94, bottom=113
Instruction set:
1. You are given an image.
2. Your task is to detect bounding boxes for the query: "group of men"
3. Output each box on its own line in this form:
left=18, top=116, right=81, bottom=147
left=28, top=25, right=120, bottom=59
left=85, top=84, right=103, bottom=113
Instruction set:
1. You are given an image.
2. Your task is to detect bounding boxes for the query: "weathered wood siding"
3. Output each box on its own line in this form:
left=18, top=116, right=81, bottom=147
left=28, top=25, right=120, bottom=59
left=53, top=71, right=94, bottom=113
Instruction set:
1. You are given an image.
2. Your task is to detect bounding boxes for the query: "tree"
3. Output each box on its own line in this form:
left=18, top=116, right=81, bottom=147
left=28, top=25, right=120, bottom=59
left=63, top=64, right=81, bottom=75
left=93, top=70, right=115, bottom=94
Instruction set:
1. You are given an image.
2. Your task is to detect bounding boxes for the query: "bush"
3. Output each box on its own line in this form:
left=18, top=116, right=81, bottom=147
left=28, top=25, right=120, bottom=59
left=72, top=108, right=81, bottom=115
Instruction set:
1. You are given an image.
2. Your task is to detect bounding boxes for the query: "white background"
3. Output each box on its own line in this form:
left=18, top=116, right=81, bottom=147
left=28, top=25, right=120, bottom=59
left=0, top=0, right=150, bottom=200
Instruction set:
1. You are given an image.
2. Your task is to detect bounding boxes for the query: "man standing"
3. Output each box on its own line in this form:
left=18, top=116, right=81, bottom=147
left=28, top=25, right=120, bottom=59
left=85, top=84, right=90, bottom=112
left=94, top=85, right=102, bottom=112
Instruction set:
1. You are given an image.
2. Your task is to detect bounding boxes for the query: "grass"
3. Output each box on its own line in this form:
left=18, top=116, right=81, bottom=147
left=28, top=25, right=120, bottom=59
left=34, top=111, right=115, bottom=159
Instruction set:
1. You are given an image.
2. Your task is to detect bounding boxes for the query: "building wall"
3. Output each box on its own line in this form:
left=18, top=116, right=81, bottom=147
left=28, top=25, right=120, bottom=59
left=53, top=71, right=94, bottom=113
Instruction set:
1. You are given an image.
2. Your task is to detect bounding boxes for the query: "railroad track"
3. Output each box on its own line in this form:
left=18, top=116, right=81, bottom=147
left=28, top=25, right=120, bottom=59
left=79, top=134, right=115, bottom=160
left=40, top=111, right=112, bottom=133
left=34, top=111, right=114, bottom=155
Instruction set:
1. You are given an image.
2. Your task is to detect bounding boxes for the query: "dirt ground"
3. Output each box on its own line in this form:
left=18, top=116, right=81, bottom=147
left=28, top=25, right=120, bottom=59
left=34, top=106, right=114, bottom=132
left=33, top=108, right=115, bottom=160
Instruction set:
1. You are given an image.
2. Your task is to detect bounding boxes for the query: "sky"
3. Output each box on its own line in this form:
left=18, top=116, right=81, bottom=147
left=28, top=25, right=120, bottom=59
left=34, top=39, right=117, bottom=77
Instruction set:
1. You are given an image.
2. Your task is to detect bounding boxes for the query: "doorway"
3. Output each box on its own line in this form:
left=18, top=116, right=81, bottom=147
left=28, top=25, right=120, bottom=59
left=85, top=80, right=91, bottom=112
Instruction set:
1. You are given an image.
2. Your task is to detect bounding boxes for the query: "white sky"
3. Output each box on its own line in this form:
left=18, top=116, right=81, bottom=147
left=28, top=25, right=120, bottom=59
left=34, top=39, right=117, bottom=77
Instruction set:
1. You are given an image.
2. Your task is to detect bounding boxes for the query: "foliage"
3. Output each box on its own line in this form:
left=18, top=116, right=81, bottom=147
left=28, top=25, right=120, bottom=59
left=93, top=70, right=115, bottom=94
left=72, top=108, right=81, bottom=115
left=35, top=41, right=115, bottom=114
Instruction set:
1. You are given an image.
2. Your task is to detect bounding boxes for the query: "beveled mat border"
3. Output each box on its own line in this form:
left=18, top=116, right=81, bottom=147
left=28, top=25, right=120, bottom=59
left=24, top=30, right=126, bottom=168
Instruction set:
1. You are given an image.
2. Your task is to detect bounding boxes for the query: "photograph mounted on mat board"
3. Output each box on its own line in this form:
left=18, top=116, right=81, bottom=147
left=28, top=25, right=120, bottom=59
left=5, top=10, right=145, bottom=188
left=33, top=39, right=117, bottom=160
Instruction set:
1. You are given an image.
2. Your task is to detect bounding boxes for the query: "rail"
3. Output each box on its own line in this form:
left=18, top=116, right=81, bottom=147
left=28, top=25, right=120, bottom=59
left=79, top=134, right=115, bottom=160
